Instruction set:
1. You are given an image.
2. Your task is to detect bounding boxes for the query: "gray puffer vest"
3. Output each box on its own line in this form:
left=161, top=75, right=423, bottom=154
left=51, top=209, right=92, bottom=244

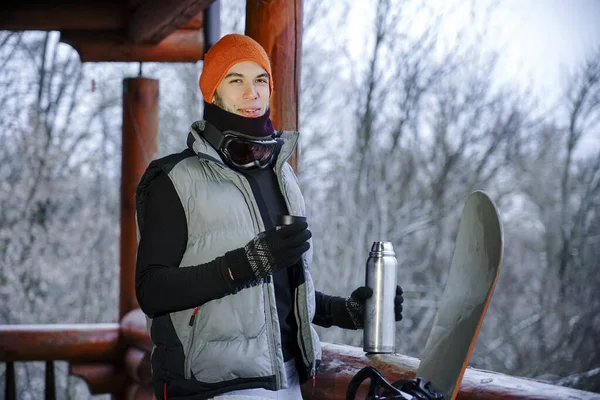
left=135, top=121, right=321, bottom=399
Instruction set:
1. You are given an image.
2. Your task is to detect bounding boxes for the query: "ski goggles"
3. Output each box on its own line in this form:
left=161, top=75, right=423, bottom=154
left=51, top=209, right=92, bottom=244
left=202, top=124, right=281, bottom=169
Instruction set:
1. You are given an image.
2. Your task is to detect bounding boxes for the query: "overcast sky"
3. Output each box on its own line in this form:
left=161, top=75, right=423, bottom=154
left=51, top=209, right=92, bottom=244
left=483, top=0, right=600, bottom=151
left=347, top=0, right=600, bottom=102
left=487, top=0, right=600, bottom=95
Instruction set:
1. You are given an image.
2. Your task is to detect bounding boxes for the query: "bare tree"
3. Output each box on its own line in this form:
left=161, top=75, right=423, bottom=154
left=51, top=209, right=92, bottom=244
left=483, top=49, right=600, bottom=391
left=0, top=31, right=127, bottom=399
left=301, top=0, right=527, bottom=360
left=299, top=1, right=599, bottom=393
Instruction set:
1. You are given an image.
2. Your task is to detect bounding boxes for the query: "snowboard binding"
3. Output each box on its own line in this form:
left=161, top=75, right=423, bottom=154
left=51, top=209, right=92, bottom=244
left=346, top=366, right=444, bottom=400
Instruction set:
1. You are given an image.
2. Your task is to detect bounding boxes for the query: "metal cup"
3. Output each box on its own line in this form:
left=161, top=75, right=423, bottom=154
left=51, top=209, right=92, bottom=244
left=276, top=215, right=306, bottom=226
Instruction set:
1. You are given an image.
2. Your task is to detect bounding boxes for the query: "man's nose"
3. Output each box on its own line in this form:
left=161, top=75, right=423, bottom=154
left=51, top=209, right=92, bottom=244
left=243, top=83, right=259, bottom=99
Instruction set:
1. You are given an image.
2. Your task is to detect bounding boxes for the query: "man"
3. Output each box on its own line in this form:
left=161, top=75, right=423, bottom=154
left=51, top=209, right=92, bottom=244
left=135, top=34, right=404, bottom=400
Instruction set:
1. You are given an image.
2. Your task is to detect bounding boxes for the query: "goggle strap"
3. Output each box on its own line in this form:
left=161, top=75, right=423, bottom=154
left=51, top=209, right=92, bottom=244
left=201, top=121, right=227, bottom=150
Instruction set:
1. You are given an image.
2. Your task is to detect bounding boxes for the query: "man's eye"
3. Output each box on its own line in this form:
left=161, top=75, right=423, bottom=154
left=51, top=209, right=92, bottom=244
left=257, top=79, right=268, bottom=84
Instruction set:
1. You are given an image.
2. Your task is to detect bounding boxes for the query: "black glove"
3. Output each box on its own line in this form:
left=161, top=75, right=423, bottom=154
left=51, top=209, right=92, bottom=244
left=224, top=220, right=311, bottom=285
left=332, top=285, right=404, bottom=330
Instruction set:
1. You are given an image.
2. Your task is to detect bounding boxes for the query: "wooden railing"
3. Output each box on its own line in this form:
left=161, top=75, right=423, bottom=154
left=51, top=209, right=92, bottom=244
left=0, top=323, right=122, bottom=399
left=1, top=310, right=599, bottom=400
left=304, top=344, right=600, bottom=399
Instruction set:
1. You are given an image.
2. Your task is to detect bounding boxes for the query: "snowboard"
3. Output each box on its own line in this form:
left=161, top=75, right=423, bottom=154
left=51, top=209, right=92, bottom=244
left=416, top=190, right=504, bottom=399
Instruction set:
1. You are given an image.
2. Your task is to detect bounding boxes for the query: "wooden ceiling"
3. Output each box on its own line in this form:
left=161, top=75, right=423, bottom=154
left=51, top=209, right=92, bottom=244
left=0, top=0, right=219, bottom=62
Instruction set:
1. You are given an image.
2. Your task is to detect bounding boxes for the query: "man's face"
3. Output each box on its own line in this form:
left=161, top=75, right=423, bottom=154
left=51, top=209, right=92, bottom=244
left=213, top=61, right=270, bottom=118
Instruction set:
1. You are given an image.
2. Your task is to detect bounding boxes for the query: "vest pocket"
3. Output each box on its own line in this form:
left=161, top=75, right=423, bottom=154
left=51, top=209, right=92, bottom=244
left=184, top=287, right=268, bottom=381
left=184, top=307, right=201, bottom=380
left=188, top=323, right=270, bottom=383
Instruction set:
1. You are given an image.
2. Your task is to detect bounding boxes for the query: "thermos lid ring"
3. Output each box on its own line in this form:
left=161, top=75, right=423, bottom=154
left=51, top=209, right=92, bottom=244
left=370, top=241, right=395, bottom=255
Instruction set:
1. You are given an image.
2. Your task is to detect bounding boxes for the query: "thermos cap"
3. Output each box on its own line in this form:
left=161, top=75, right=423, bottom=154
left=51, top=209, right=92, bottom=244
left=370, top=241, right=395, bottom=256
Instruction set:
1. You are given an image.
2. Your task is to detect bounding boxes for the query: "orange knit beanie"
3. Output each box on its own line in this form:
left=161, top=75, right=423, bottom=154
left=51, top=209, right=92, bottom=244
left=199, top=34, right=273, bottom=104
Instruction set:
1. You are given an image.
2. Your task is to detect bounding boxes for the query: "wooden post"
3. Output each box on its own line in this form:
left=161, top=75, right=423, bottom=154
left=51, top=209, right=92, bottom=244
left=245, top=0, right=302, bottom=172
left=120, top=78, right=159, bottom=320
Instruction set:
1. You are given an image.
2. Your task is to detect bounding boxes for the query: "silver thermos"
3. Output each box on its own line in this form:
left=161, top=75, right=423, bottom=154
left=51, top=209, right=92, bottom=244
left=363, top=241, right=398, bottom=353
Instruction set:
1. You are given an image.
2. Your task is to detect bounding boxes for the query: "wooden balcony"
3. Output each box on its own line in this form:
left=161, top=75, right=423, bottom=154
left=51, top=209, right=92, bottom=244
left=1, top=308, right=598, bottom=399
left=1, top=1, right=598, bottom=400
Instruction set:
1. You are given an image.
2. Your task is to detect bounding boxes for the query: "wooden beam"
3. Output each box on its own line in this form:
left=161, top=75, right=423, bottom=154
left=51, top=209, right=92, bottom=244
left=0, top=3, right=126, bottom=31
left=60, top=29, right=205, bottom=63
left=0, top=3, right=205, bottom=37
left=180, top=12, right=204, bottom=30
left=245, top=0, right=302, bottom=172
left=119, top=78, right=159, bottom=319
left=0, top=324, right=120, bottom=363
left=127, top=0, right=214, bottom=43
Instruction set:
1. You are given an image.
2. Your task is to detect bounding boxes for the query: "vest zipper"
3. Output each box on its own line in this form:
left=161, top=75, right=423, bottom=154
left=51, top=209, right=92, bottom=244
left=263, top=281, right=283, bottom=388
left=277, top=159, right=315, bottom=380
left=188, top=306, right=200, bottom=326
left=184, top=306, right=200, bottom=379
left=295, top=286, right=312, bottom=372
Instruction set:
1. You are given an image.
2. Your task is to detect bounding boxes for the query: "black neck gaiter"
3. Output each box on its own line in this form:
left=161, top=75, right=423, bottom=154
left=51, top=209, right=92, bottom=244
left=203, top=101, right=275, bottom=138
